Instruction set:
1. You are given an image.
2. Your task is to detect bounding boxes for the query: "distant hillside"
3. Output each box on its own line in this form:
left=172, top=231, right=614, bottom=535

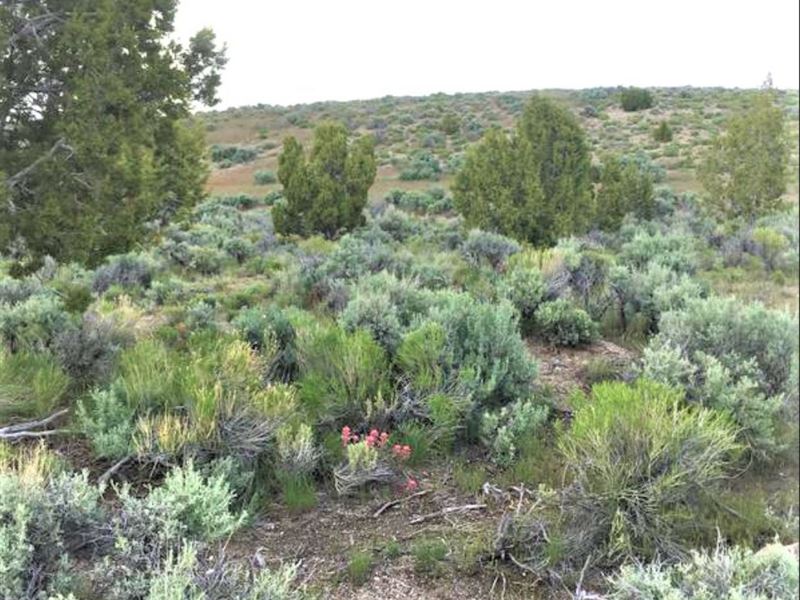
left=198, top=87, right=800, bottom=201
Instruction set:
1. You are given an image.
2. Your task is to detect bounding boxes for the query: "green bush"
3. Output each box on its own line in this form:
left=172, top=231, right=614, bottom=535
left=655, top=297, right=798, bottom=396
left=499, top=266, right=547, bottom=330
left=233, top=306, right=299, bottom=382
left=420, top=293, right=537, bottom=406
left=558, top=380, right=741, bottom=563
left=641, top=340, right=785, bottom=459
left=253, top=169, right=277, bottom=185
left=0, top=349, right=70, bottom=420
left=412, top=538, right=448, bottom=575
left=460, top=229, right=520, bottom=271
left=607, top=542, right=799, bottom=600
left=653, top=120, right=673, bottom=142
left=480, top=398, right=549, bottom=466
left=346, top=550, right=374, bottom=586
left=297, top=325, right=389, bottom=423
left=621, top=87, right=654, bottom=112
left=534, top=299, right=597, bottom=347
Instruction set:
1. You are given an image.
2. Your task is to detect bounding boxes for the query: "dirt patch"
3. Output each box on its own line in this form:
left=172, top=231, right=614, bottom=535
left=226, top=466, right=540, bottom=599
left=528, top=339, right=637, bottom=406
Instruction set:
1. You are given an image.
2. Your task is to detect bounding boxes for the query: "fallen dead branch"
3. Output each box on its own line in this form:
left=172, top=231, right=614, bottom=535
left=98, top=455, right=133, bottom=486
left=0, top=408, right=70, bottom=439
left=409, top=503, right=487, bottom=524
left=373, top=489, right=429, bottom=518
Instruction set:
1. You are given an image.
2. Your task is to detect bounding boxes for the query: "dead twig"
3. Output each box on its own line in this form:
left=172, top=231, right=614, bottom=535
left=409, top=503, right=487, bottom=525
left=0, top=428, right=68, bottom=440
left=373, top=489, right=429, bottom=518
left=98, top=455, right=132, bottom=486
left=0, top=408, right=70, bottom=434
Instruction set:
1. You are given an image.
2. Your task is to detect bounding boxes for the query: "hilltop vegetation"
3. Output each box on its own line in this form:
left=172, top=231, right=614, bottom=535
left=1, top=3, right=799, bottom=597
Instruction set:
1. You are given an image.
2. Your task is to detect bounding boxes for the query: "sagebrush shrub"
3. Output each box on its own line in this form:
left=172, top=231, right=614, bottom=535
left=607, top=541, right=799, bottom=600
left=655, top=297, right=798, bottom=396
left=93, top=253, right=155, bottom=293
left=499, top=266, right=547, bottom=329
left=534, top=299, right=597, bottom=347
left=135, top=462, right=243, bottom=541
left=422, top=293, right=537, bottom=405
left=339, top=290, right=402, bottom=352
left=77, top=383, right=136, bottom=459
left=480, top=398, right=549, bottom=466
left=253, top=169, right=277, bottom=185
left=619, top=230, right=697, bottom=274
left=0, top=293, right=69, bottom=351
left=610, top=263, right=705, bottom=334
left=641, top=341, right=785, bottom=458
left=53, top=312, right=127, bottom=386
left=461, top=229, right=520, bottom=271
left=0, top=469, right=104, bottom=598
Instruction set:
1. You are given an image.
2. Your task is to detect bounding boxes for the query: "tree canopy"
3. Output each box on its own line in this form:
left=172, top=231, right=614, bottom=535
left=453, top=96, right=592, bottom=246
left=0, top=0, right=226, bottom=266
left=699, top=90, right=788, bottom=221
left=273, top=122, right=376, bottom=239
left=593, top=153, right=655, bottom=231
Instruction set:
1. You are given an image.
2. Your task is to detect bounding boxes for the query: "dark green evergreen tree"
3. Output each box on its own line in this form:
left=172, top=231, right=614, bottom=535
left=0, top=0, right=226, bottom=266
left=453, top=96, right=592, bottom=246
left=593, top=154, right=655, bottom=231
left=274, top=122, right=376, bottom=239
left=699, top=90, right=788, bottom=221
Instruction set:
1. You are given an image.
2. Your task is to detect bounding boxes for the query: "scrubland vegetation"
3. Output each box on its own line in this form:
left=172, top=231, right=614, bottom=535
left=1, top=2, right=799, bottom=598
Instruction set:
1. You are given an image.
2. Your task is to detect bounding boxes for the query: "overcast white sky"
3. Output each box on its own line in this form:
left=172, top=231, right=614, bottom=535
left=174, top=0, right=800, bottom=109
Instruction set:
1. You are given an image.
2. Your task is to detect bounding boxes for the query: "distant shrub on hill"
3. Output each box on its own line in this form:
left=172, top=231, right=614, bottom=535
left=399, top=150, right=442, bottom=180
left=210, top=144, right=259, bottom=167
left=621, top=87, right=654, bottom=112
left=253, top=170, right=277, bottom=185
left=653, top=120, right=673, bottom=142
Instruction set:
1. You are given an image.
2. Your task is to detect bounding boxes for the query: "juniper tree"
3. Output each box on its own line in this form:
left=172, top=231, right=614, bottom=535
left=453, top=96, right=592, bottom=246
left=699, top=90, right=788, bottom=221
left=273, top=122, right=376, bottom=239
left=594, top=154, right=655, bottom=231
left=0, top=0, right=226, bottom=266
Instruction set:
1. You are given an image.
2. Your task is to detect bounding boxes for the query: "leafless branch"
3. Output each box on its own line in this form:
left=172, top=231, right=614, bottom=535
left=373, top=489, right=429, bottom=518
left=409, top=503, right=487, bottom=524
left=0, top=407, right=69, bottom=434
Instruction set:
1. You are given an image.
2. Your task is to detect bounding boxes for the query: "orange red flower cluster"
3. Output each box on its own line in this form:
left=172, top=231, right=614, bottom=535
left=340, top=426, right=412, bottom=462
